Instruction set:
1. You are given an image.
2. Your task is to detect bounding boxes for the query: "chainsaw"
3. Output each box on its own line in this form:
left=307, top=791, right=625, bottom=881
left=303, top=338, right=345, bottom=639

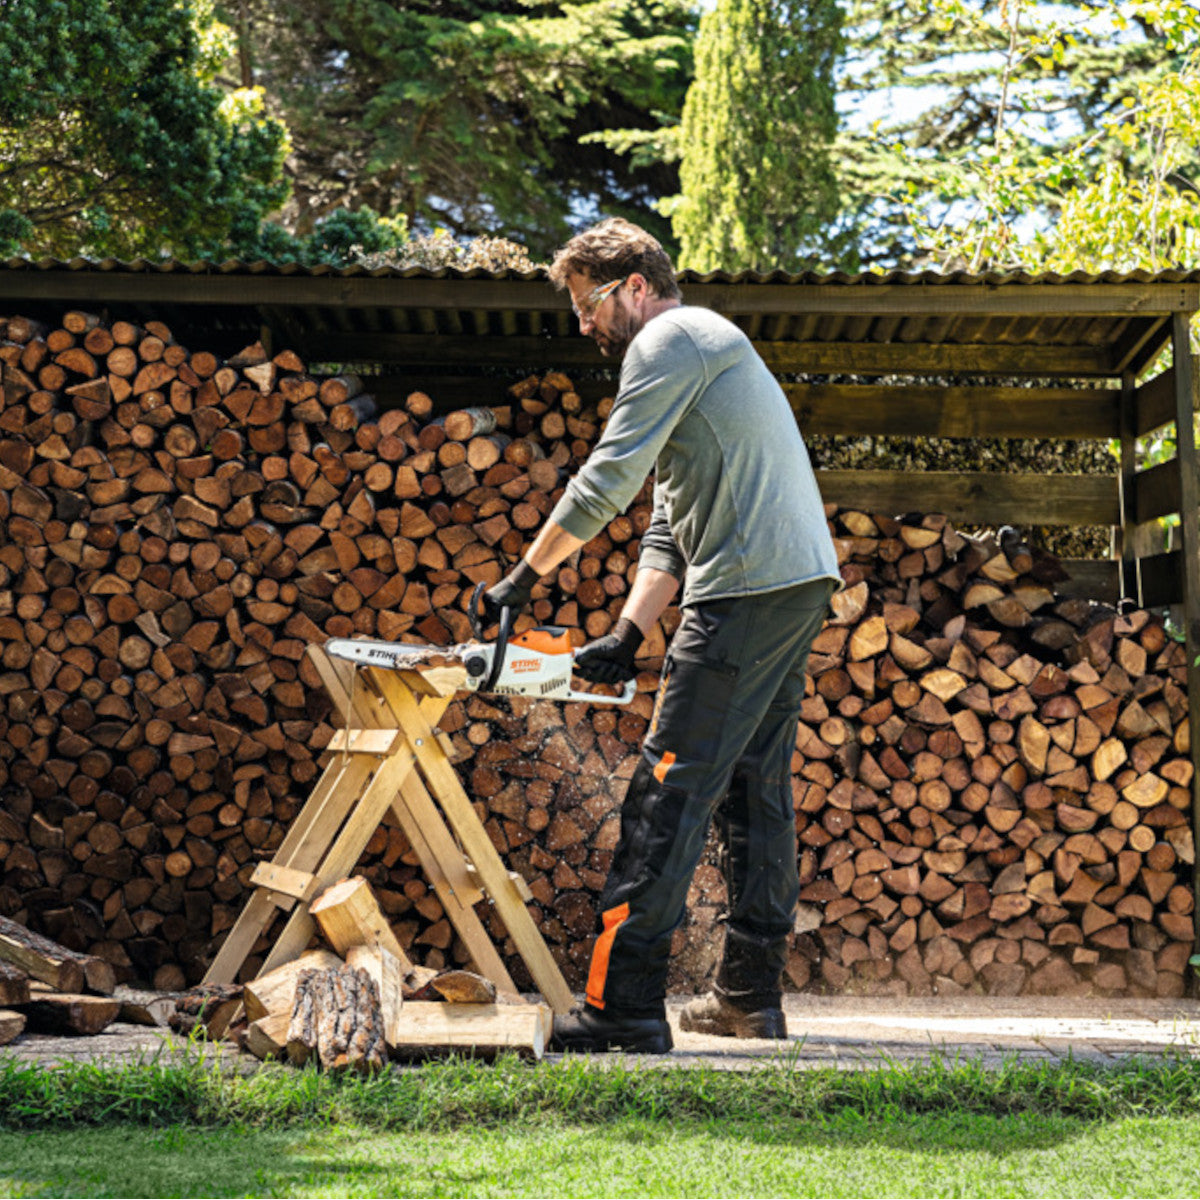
left=324, top=582, right=636, bottom=706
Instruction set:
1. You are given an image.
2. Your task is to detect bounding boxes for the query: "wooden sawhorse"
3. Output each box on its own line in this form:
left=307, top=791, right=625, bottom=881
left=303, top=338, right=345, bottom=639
left=203, top=646, right=573, bottom=1014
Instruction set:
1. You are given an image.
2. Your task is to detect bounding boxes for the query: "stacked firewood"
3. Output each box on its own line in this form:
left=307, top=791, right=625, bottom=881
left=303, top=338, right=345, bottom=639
left=0, top=309, right=653, bottom=991
left=782, top=514, right=1194, bottom=999
left=0, top=307, right=1193, bottom=1002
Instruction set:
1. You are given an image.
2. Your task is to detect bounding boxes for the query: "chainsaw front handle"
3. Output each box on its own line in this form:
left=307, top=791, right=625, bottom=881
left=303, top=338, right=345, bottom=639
left=469, top=581, right=513, bottom=691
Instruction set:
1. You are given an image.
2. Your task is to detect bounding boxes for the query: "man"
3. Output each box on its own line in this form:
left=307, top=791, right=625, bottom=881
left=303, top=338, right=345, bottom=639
left=481, top=218, right=841, bottom=1053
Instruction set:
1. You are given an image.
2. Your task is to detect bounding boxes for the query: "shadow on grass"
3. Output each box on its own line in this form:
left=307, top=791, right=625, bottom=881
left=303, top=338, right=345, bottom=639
left=0, top=1108, right=1115, bottom=1199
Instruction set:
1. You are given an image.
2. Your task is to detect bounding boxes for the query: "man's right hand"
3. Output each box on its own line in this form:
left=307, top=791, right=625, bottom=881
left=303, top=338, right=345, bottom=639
left=574, top=617, right=643, bottom=684
left=478, top=560, right=540, bottom=625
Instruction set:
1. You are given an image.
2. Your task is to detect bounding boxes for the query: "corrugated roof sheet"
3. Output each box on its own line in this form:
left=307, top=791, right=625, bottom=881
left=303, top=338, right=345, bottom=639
left=4, top=255, right=1200, bottom=287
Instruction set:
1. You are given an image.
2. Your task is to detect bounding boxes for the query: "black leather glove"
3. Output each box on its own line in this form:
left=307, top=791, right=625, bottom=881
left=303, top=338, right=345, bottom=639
left=574, top=617, right=643, bottom=684
left=480, top=559, right=540, bottom=624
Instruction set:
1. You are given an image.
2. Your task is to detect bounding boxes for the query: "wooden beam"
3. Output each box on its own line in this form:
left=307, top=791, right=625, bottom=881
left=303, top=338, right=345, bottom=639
left=1139, top=548, right=1183, bottom=608
left=0, top=269, right=559, bottom=312
left=1117, top=372, right=1139, bottom=603
left=788, top=383, right=1120, bottom=439
left=1058, top=559, right=1120, bottom=604
left=758, top=340, right=1114, bottom=377
left=1136, top=367, right=1179, bottom=436
left=685, top=280, right=1200, bottom=317
left=364, top=375, right=613, bottom=415
left=1168, top=314, right=1200, bottom=953
left=297, top=332, right=604, bottom=368
left=273, top=330, right=1116, bottom=380
left=1133, top=458, right=1182, bottom=523
left=814, top=469, right=1119, bottom=526
left=1111, top=315, right=1172, bottom=377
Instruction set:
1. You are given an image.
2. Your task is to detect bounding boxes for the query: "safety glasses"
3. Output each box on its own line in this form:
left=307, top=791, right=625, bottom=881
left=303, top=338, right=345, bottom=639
left=572, top=276, right=626, bottom=321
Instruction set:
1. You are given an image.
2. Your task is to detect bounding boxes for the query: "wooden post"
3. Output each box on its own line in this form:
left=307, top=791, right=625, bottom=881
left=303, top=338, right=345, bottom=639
left=1118, top=370, right=1140, bottom=604
left=1169, top=314, right=1200, bottom=956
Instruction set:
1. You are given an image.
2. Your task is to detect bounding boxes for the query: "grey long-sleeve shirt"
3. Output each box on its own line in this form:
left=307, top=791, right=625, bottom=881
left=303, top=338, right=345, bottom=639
left=548, top=305, right=841, bottom=607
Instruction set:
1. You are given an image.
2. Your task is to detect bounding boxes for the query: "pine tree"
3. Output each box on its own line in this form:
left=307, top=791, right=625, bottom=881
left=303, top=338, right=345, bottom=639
left=0, top=0, right=289, bottom=259
left=669, top=0, right=844, bottom=272
left=836, top=0, right=1197, bottom=266
left=218, top=0, right=695, bottom=257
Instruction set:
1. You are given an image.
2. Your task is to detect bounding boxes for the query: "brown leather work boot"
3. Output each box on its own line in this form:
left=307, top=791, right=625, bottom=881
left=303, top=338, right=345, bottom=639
left=678, top=992, right=788, bottom=1039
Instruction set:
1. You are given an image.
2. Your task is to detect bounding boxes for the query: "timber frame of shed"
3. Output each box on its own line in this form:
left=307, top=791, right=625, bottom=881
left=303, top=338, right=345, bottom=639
left=3, top=258, right=1200, bottom=950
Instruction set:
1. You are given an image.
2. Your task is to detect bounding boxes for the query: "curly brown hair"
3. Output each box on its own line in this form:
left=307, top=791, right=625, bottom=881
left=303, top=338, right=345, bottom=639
left=547, top=218, right=681, bottom=300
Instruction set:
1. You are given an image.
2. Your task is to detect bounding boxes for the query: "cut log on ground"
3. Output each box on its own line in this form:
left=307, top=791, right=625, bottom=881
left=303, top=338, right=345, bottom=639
left=19, top=991, right=121, bottom=1035
left=388, top=1002, right=550, bottom=1060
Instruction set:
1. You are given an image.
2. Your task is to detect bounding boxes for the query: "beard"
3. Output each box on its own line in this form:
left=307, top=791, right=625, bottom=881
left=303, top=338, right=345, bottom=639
left=592, top=303, right=641, bottom=359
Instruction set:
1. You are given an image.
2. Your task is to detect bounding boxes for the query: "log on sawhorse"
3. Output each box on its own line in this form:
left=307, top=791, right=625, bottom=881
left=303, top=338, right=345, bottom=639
left=203, top=646, right=573, bottom=1015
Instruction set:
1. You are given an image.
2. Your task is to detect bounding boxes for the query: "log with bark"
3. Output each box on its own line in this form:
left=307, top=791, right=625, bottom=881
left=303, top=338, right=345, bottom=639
left=285, top=964, right=388, bottom=1072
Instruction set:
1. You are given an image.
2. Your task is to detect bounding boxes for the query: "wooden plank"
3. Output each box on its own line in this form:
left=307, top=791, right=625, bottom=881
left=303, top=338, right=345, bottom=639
left=786, top=383, right=1120, bottom=439
left=814, top=470, right=1119, bottom=526
left=1136, top=550, right=1182, bottom=609
left=362, top=345, right=1113, bottom=388
left=372, top=671, right=574, bottom=1014
left=339, top=333, right=608, bottom=367
left=325, top=728, right=404, bottom=755
left=249, top=862, right=322, bottom=903
left=1136, top=367, right=1179, bottom=436
left=0, top=270, right=560, bottom=312
left=1169, top=315, right=1200, bottom=950
left=19, top=993, right=121, bottom=1035
left=1059, top=559, right=1120, bottom=604
left=1133, top=458, right=1182, bottom=523
left=1117, top=372, right=1139, bottom=603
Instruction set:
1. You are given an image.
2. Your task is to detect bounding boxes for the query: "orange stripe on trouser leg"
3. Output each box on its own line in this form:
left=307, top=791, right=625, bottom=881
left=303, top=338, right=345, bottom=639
left=586, top=901, right=631, bottom=1010
left=652, top=751, right=675, bottom=783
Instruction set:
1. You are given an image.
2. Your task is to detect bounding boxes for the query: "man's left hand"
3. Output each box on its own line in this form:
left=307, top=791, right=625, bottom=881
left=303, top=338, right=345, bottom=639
left=574, top=617, right=643, bottom=684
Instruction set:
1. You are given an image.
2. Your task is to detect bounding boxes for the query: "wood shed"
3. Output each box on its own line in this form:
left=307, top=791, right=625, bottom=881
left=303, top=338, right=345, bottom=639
left=1, top=257, right=1198, bottom=957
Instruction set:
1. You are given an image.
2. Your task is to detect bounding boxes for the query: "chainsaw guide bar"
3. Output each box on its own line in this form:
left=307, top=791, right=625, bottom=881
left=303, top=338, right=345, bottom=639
left=324, top=624, right=635, bottom=706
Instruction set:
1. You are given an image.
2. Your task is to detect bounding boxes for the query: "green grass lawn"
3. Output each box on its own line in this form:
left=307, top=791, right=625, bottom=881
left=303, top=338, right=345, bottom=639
left=3, top=1112, right=1200, bottom=1197
left=3, top=1049, right=1200, bottom=1198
